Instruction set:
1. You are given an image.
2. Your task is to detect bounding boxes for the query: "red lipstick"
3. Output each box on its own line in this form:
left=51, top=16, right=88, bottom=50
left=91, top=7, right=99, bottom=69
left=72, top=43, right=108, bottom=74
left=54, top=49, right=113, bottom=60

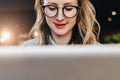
left=54, top=23, right=67, bottom=29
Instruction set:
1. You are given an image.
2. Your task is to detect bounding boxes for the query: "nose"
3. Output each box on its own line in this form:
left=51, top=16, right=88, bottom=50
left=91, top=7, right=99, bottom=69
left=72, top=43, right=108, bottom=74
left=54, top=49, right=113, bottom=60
left=56, top=9, right=64, bottom=22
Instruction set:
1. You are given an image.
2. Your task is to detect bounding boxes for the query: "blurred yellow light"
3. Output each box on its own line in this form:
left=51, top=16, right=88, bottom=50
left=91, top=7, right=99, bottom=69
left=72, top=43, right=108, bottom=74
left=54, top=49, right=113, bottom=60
left=112, top=11, right=117, bottom=16
left=34, top=31, right=39, bottom=37
left=2, top=32, right=10, bottom=40
left=108, top=17, right=112, bottom=22
left=0, top=38, right=5, bottom=43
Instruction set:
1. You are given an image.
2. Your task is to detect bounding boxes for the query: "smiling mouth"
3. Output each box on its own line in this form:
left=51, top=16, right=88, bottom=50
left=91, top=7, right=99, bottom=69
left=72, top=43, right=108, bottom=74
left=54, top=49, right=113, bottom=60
left=54, top=22, right=68, bottom=29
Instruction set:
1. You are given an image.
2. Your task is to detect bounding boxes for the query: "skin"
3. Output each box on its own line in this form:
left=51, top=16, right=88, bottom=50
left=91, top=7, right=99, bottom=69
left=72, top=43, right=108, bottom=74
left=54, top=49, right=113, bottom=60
left=43, top=0, right=78, bottom=44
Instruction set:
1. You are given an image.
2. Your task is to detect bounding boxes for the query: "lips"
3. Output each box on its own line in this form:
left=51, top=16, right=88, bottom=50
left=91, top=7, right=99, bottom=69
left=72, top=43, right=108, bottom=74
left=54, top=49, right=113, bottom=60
left=54, top=22, right=68, bottom=29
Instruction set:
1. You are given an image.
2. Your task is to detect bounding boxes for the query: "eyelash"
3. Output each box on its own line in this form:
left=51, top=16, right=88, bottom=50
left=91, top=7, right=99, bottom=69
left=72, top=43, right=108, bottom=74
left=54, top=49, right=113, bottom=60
left=49, top=7, right=56, bottom=10
left=65, top=7, right=73, bottom=11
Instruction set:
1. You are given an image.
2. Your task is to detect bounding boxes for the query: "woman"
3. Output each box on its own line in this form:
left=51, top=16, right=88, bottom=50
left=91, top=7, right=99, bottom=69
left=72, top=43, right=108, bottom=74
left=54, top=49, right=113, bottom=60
left=23, top=0, right=100, bottom=46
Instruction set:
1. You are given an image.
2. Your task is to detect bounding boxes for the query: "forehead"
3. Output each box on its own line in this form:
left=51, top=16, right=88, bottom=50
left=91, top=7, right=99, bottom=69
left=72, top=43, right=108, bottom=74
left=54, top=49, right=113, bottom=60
left=44, top=0, right=78, bottom=5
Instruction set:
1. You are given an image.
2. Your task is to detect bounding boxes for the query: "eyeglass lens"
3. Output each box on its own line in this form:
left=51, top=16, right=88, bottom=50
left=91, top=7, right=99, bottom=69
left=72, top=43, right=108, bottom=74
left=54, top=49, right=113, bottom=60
left=43, top=5, right=79, bottom=18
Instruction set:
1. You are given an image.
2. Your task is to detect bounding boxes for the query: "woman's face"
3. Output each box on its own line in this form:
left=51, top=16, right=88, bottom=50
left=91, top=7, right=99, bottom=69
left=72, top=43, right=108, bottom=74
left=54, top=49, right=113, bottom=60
left=43, top=0, right=78, bottom=36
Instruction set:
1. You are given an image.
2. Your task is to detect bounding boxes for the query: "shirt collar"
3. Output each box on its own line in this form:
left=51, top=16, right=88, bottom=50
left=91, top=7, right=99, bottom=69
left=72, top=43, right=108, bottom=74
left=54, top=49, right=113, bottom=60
left=49, top=36, right=56, bottom=45
left=49, top=36, right=74, bottom=45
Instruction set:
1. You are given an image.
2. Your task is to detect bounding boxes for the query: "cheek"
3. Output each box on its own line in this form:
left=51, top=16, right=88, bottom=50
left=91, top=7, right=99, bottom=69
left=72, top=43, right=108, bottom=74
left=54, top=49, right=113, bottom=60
left=68, top=17, right=77, bottom=27
left=45, top=17, right=53, bottom=27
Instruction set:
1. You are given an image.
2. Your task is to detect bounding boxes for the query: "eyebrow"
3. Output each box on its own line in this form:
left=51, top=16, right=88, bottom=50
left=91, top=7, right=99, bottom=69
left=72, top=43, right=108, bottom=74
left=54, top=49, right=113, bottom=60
left=46, top=2, right=77, bottom=6
left=46, top=2, right=57, bottom=6
left=64, top=3, right=76, bottom=5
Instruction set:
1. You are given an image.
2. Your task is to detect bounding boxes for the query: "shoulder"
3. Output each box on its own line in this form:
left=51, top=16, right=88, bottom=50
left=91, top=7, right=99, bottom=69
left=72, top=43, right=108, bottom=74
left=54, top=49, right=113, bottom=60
left=21, top=38, right=39, bottom=46
left=93, top=41, right=102, bottom=45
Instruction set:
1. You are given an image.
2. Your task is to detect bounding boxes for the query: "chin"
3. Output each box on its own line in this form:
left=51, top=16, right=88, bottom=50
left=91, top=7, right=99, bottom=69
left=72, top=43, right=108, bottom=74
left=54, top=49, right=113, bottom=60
left=54, top=31, right=69, bottom=36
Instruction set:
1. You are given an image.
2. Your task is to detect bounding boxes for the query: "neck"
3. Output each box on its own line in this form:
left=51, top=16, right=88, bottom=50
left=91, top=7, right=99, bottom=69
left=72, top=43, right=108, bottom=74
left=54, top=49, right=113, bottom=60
left=51, top=31, right=72, bottom=45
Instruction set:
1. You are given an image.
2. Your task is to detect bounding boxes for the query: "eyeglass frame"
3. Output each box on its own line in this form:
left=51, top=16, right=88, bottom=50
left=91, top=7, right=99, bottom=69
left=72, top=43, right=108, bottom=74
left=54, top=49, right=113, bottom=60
left=42, top=5, right=80, bottom=18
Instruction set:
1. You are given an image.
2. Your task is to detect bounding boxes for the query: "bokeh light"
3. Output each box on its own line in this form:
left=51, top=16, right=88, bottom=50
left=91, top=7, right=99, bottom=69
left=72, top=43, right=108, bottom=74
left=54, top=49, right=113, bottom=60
left=1, top=32, right=10, bottom=40
left=33, top=31, right=39, bottom=37
left=108, top=17, right=112, bottom=22
left=112, top=11, right=117, bottom=16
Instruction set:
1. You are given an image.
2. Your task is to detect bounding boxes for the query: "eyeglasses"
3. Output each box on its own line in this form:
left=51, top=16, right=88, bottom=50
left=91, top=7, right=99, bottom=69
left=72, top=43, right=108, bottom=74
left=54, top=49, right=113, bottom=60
left=42, top=5, right=80, bottom=18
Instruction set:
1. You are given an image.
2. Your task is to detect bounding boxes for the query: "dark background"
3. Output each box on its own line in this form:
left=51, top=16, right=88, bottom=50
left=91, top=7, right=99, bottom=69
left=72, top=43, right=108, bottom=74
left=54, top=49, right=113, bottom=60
left=0, top=0, right=119, bottom=45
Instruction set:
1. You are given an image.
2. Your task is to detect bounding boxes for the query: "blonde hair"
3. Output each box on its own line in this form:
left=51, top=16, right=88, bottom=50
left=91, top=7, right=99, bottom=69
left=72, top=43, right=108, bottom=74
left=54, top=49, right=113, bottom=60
left=30, top=0, right=100, bottom=45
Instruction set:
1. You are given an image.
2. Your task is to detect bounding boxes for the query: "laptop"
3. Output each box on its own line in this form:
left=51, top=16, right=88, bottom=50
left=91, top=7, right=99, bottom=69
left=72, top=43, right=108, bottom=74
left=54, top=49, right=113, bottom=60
left=0, top=44, right=120, bottom=80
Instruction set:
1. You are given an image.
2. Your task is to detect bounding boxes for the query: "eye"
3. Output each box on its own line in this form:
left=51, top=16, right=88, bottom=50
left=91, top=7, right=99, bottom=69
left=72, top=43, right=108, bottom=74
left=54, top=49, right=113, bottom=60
left=64, top=6, right=74, bottom=11
left=48, top=6, right=57, bottom=11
